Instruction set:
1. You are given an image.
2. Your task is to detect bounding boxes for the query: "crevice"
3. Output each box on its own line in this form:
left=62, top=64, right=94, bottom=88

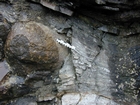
left=76, top=93, right=82, bottom=105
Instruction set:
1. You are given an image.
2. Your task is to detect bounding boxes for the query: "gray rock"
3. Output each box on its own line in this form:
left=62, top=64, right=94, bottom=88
left=35, top=85, right=56, bottom=102
left=0, top=39, right=3, bottom=60
left=8, top=97, right=37, bottom=105
left=62, top=93, right=118, bottom=105
left=57, top=54, right=75, bottom=92
left=95, top=49, right=109, bottom=68
left=0, top=75, right=30, bottom=100
left=62, top=93, right=80, bottom=105
left=0, top=22, right=10, bottom=40
left=0, top=0, right=140, bottom=105
left=0, top=60, right=10, bottom=81
left=98, top=25, right=119, bottom=35
left=102, top=33, right=140, bottom=104
left=71, top=20, right=114, bottom=99
left=0, top=4, right=17, bottom=23
left=120, top=23, right=140, bottom=36
left=30, top=0, right=74, bottom=16
left=0, top=13, right=10, bottom=41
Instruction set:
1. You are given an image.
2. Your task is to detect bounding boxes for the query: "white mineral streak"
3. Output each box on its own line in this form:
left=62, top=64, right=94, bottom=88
left=56, top=39, right=75, bottom=50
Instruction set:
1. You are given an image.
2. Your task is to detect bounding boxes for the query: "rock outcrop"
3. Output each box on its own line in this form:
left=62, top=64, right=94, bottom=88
left=0, top=0, right=140, bottom=105
left=30, top=0, right=140, bottom=22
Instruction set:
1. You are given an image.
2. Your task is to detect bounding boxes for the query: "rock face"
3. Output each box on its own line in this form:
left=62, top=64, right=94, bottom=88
left=0, top=39, right=3, bottom=60
left=30, top=0, right=140, bottom=22
left=0, top=0, right=140, bottom=105
left=0, top=13, right=10, bottom=60
left=62, top=93, right=117, bottom=105
left=30, top=0, right=74, bottom=16
left=5, top=21, right=68, bottom=76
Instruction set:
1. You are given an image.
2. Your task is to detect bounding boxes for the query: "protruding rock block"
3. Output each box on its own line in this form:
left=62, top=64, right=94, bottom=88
left=0, top=13, right=10, bottom=40
left=5, top=21, right=68, bottom=76
left=30, top=0, right=74, bottom=16
left=0, top=60, right=10, bottom=82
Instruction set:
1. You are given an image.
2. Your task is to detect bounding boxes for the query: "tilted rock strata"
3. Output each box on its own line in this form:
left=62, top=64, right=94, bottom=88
left=30, top=0, right=140, bottom=22
left=0, top=0, right=139, bottom=105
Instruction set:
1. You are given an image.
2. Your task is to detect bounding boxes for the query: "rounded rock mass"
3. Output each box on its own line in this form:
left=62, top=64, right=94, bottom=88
left=5, top=21, right=68, bottom=76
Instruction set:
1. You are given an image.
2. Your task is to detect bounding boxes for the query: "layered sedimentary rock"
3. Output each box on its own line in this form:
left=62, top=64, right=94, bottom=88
left=30, top=0, right=140, bottom=23
left=0, top=0, right=140, bottom=105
